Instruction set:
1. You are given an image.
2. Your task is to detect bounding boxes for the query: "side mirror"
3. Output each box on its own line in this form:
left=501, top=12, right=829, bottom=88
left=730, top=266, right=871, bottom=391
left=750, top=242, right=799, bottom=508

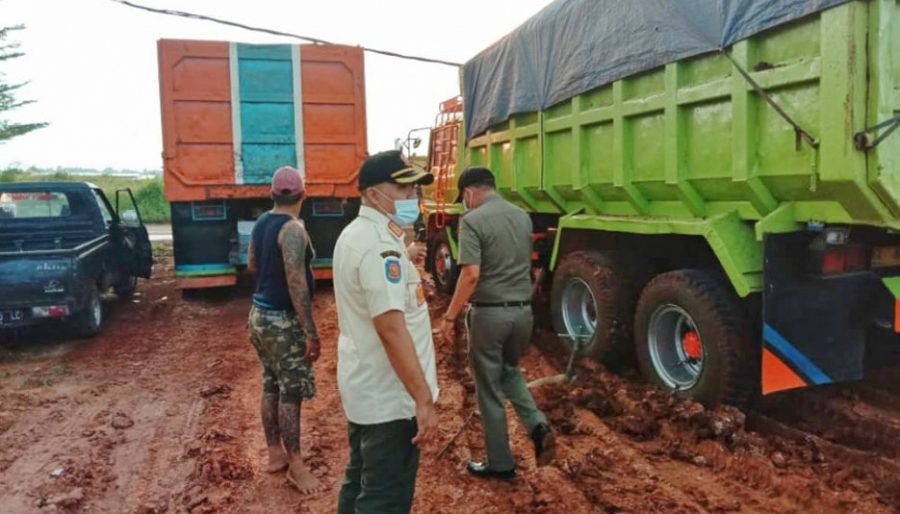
left=121, top=209, right=139, bottom=225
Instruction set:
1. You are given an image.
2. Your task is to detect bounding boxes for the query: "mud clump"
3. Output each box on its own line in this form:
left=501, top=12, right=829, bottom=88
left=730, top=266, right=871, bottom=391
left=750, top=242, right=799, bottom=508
left=201, top=429, right=235, bottom=442
left=135, top=500, right=169, bottom=514
left=182, top=485, right=208, bottom=511
left=47, top=487, right=84, bottom=509
left=698, top=406, right=746, bottom=440
left=199, top=384, right=231, bottom=398
left=771, top=451, right=788, bottom=468
left=615, top=414, right=660, bottom=440
left=111, top=412, right=134, bottom=430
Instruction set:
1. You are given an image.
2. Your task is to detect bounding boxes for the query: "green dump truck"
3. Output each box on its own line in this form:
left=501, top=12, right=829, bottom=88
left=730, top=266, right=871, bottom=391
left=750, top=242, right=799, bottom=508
left=423, top=0, right=900, bottom=406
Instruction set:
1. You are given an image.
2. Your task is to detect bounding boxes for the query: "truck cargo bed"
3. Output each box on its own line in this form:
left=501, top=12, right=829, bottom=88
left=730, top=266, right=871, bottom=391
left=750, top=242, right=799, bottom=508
left=466, top=1, right=900, bottom=231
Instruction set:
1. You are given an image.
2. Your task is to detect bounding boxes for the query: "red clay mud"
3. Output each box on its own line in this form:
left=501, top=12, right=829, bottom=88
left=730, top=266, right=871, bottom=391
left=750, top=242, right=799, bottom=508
left=1, top=252, right=899, bottom=513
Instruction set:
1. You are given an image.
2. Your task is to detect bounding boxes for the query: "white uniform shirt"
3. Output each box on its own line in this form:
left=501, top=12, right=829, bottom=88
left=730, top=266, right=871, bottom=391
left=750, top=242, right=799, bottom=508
left=333, top=205, right=439, bottom=425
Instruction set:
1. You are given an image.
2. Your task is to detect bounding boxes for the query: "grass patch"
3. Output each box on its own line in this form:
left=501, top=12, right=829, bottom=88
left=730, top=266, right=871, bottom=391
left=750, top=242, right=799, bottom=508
left=1, top=171, right=170, bottom=223
left=133, top=179, right=167, bottom=223
left=153, top=242, right=174, bottom=258
left=50, top=364, right=71, bottom=376
left=21, top=376, right=53, bottom=388
left=15, top=363, right=73, bottom=389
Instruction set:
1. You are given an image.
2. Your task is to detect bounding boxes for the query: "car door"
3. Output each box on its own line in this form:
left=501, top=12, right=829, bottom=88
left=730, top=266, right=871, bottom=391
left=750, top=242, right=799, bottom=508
left=112, top=189, right=153, bottom=278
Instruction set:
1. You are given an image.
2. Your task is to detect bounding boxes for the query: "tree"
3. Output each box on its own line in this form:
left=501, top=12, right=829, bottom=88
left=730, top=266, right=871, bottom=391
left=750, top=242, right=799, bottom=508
left=0, top=24, right=47, bottom=142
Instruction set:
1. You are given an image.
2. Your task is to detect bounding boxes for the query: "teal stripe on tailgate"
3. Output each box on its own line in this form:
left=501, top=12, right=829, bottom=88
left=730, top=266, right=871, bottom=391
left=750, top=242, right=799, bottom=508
left=237, top=44, right=297, bottom=184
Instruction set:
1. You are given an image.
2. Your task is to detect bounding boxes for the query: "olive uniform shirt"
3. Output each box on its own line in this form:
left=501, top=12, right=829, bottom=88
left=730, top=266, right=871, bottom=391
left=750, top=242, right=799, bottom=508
left=457, top=194, right=533, bottom=303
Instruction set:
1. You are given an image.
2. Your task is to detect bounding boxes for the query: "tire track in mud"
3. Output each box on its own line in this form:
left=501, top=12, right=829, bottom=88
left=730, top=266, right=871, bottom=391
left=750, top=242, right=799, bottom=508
left=528, top=329, right=900, bottom=512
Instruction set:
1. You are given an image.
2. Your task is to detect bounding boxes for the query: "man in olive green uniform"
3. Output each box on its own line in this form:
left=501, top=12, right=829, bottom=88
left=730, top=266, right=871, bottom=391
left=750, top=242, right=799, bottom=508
left=440, top=167, right=555, bottom=480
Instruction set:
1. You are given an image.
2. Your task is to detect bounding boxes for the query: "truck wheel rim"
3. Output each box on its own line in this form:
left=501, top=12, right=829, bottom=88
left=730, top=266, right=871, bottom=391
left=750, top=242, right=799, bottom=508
left=561, top=278, right=597, bottom=343
left=648, top=304, right=703, bottom=389
left=435, top=243, right=452, bottom=285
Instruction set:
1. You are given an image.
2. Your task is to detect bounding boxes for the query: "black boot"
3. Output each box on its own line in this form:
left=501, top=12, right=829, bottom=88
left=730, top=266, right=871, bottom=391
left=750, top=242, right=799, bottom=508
left=466, top=461, right=516, bottom=481
left=531, top=423, right=556, bottom=466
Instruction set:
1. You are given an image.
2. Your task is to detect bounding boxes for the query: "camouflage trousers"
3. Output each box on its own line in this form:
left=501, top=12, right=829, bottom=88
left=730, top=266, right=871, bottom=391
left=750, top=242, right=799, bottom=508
left=248, top=305, right=316, bottom=402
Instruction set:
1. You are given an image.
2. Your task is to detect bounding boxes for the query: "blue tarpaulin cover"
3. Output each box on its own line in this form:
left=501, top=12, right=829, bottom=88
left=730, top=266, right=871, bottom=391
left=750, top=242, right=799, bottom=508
left=463, top=0, right=851, bottom=139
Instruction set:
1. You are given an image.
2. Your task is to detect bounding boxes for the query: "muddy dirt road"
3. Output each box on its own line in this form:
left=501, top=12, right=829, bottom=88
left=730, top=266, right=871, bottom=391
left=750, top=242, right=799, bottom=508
left=2, top=251, right=900, bottom=513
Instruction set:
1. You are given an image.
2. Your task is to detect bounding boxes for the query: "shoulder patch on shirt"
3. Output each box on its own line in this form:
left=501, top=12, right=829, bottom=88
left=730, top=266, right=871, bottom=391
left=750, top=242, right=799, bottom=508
left=384, top=257, right=402, bottom=283
left=380, top=250, right=402, bottom=259
left=387, top=221, right=404, bottom=238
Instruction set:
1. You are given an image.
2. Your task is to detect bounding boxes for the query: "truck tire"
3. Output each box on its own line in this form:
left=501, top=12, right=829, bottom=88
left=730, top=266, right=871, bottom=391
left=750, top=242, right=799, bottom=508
left=73, top=284, right=103, bottom=338
left=550, top=250, right=638, bottom=364
left=428, top=231, right=458, bottom=295
left=114, top=275, right=137, bottom=299
left=634, top=270, right=754, bottom=407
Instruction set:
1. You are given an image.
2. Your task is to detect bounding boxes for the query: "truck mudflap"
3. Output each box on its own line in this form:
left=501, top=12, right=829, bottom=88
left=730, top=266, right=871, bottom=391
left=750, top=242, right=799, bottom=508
left=762, top=233, right=896, bottom=395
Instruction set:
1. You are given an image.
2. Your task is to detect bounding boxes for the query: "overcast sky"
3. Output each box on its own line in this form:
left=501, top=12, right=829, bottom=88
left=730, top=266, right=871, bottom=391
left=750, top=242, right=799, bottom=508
left=0, top=0, right=552, bottom=170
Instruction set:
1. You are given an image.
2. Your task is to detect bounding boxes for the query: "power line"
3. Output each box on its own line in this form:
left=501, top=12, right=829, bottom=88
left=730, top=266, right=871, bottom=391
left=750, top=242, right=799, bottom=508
left=110, top=0, right=462, bottom=68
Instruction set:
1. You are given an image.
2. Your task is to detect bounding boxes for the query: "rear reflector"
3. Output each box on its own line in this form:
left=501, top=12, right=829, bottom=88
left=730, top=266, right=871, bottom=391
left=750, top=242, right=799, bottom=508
left=821, top=245, right=868, bottom=275
left=872, top=246, right=900, bottom=268
left=32, top=305, right=70, bottom=318
left=821, top=249, right=845, bottom=274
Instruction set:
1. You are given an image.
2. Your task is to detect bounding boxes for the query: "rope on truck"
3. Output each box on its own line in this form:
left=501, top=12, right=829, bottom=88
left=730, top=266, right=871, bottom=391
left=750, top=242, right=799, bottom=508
left=854, top=114, right=900, bottom=150
left=722, top=49, right=820, bottom=151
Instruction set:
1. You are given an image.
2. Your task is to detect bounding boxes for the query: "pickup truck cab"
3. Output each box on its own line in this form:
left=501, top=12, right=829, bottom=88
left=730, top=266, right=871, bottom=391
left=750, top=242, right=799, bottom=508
left=0, top=182, right=153, bottom=337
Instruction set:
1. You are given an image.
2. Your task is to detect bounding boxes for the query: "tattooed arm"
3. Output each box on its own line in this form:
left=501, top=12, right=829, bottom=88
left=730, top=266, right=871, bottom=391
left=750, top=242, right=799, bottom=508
left=279, top=220, right=320, bottom=361
left=247, top=238, right=256, bottom=274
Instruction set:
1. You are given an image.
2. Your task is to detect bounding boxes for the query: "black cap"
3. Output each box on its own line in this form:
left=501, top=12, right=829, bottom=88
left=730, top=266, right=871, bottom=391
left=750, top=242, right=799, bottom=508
left=455, top=166, right=495, bottom=202
left=358, top=150, right=434, bottom=190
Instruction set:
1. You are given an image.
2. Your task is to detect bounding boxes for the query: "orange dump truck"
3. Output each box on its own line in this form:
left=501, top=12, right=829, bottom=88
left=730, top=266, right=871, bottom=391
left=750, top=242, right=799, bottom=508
left=157, top=39, right=367, bottom=289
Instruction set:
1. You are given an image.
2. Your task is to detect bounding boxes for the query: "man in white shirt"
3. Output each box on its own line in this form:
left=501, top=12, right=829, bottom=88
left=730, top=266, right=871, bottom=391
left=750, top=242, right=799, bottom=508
left=333, top=150, right=438, bottom=514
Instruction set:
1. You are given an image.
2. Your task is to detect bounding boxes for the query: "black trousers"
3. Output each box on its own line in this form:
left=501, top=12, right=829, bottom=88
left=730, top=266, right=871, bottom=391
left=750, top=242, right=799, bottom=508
left=337, top=418, right=420, bottom=514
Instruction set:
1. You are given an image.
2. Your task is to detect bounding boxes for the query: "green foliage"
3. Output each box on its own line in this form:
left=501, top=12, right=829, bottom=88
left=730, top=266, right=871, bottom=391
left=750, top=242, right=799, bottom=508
left=0, top=25, right=47, bottom=142
left=133, top=178, right=167, bottom=223
left=0, top=168, right=24, bottom=182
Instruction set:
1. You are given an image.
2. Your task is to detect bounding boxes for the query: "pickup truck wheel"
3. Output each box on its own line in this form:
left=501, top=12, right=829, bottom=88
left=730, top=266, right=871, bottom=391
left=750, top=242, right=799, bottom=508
left=634, top=270, right=754, bottom=407
left=73, top=286, right=103, bottom=338
left=114, top=275, right=137, bottom=299
left=550, top=251, right=638, bottom=364
left=428, top=231, right=458, bottom=295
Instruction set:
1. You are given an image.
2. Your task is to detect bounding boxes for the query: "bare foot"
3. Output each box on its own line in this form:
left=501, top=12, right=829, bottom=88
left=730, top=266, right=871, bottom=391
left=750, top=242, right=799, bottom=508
left=266, top=446, right=289, bottom=473
left=285, top=462, right=324, bottom=495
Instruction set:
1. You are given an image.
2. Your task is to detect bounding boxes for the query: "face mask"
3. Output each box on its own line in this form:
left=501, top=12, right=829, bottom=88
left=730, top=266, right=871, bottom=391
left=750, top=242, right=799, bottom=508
left=373, top=188, right=420, bottom=227
left=392, top=199, right=421, bottom=227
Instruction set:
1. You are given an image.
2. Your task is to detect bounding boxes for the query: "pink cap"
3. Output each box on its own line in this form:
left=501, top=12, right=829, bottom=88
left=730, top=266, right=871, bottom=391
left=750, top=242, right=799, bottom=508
left=271, top=166, right=305, bottom=196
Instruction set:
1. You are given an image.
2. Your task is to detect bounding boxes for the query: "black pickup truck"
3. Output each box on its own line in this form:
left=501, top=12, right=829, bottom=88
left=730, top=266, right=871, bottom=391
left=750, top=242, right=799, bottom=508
left=0, top=182, right=153, bottom=337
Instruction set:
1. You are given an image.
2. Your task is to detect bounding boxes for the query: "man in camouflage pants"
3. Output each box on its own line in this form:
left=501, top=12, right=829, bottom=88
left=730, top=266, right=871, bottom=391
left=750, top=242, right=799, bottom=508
left=247, top=166, right=322, bottom=494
